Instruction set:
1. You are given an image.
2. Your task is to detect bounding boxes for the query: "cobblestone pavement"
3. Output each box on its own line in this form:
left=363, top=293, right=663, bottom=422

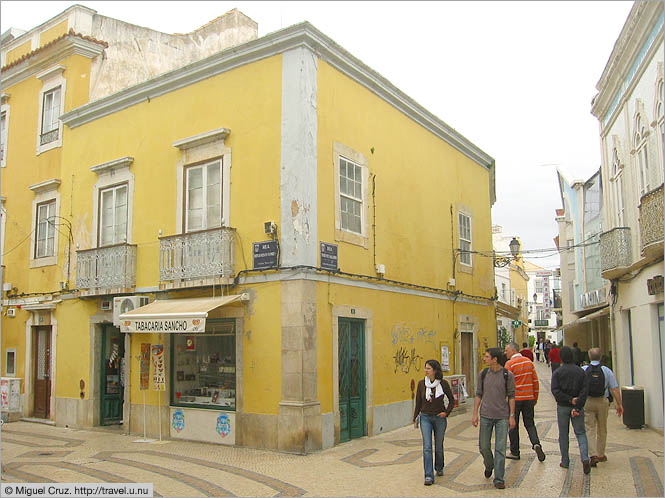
left=1, top=361, right=663, bottom=497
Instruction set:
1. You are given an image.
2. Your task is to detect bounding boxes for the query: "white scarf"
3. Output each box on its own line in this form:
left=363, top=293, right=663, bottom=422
left=424, top=377, right=443, bottom=401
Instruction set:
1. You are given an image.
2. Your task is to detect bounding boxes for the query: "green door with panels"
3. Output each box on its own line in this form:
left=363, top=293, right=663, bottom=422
left=100, top=325, right=124, bottom=425
left=338, top=318, right=365, bottom=443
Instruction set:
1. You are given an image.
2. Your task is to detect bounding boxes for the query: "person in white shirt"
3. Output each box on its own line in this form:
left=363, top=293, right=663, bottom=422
left=581, top=348, right=624, bottom=467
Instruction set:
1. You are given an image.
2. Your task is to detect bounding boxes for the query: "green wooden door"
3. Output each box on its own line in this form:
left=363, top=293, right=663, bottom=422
left=100, top=325, right=124, bottom=425
left=338, top=318, right=365, bottom=443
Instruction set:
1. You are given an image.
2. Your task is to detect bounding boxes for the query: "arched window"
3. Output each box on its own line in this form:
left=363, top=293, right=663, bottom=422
left=634, top=114, right=650, bottom=196
left=611, top=148, right=625, bottom=226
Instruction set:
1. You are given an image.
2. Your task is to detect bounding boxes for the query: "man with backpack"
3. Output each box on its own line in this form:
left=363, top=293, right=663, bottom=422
left=472, top=348, right=516, bottom=490
left=582, top=348, right=623, bottom=467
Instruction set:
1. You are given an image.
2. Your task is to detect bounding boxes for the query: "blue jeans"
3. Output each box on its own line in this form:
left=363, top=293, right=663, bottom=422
left=556, top=405, right=589, bottom=466
left=479, top=417, right=509, bottom=485
left=420, top=413, right=447, bottom=479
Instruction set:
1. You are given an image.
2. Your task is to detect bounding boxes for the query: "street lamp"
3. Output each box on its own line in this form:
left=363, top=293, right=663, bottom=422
left=494, top=237, right=521, bottom=268
left=509, top=237, right=521, bottom=259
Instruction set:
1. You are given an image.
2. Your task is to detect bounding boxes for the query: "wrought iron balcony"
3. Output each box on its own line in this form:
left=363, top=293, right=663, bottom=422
left=159, top=227, right=235, bottom=288
left=40, top=128, right=59, bottom=146
left=639, top=183, right=664, bottom=259
left=599, top=227, right=632, bottom=280
left=76, top=243, right=137, bottom=295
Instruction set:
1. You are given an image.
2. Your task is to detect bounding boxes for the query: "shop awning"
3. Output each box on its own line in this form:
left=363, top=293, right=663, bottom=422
left=562, top=305, right=609, bottom=331
left=119, top=295, right=247, bottom=334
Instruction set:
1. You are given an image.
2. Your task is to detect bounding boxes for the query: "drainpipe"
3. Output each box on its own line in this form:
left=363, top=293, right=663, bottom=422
left=608, top=281, right=618, bottom=380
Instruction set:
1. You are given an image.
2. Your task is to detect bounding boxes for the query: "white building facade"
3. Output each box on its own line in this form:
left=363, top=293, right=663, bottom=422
left=591, top=0, right=664, bottom=430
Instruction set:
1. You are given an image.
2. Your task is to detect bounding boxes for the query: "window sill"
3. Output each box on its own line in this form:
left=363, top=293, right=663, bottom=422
left=335, top=227, right=368, bottom=249
left=170, top=402, right=235, bottom=411
left=36, top=138, right=62, bottom=156
left=30, top=256, right=57, bottom=268
left=458, top=263, right=473, bottom=275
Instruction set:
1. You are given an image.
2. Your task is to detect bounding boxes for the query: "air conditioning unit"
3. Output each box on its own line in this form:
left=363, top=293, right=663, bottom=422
left=6, top=308, right=16, bottom=318
left=113, top=296, right=149, bottom=327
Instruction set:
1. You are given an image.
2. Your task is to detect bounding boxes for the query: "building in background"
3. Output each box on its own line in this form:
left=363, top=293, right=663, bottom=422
left=1, top=5, right=498, bottom=451
left=493, top=226, right=529, bottom=348
left=591, top=0, right=664, bottom=429
left=524, top=261, right=561, bottom=344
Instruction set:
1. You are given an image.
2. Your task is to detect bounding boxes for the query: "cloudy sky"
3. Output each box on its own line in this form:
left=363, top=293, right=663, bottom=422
left=1, top=1, right=634, bottom=270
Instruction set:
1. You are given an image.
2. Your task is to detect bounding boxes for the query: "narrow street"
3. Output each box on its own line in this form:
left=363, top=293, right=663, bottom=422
left=1, top=361, right=662, bottom=497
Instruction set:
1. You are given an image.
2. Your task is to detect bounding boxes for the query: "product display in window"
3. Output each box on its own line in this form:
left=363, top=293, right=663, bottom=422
left=172, top=324, right=236, bottom=409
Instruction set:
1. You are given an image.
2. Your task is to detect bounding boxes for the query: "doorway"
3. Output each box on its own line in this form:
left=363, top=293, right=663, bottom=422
left=100, top=325, right=125, bottom=425
left=338, top=318, right=365, bottom=443
left=33, top=326, right=51, bottom=419
left=461, top=331, right=474, bottom=394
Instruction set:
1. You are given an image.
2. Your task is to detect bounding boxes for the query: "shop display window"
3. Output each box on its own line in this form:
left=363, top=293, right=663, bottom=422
left=170, top=319, right=236, bottom=410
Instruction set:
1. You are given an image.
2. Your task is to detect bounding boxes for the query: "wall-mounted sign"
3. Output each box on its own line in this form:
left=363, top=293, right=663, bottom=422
left=534, top=319, right=549, bottom=327
left=253, top=240, right=279, bottom=270
left=320, top=242, right=338, bottom=271
left=121, top=317, right=205, bottom=334
left=580, top=287, right=607, bottom=309
left=139, top=343, right=150, bottom=391
left=647, top=275, right=664, bottom=295
left=440, top=345, right=450, bottom=372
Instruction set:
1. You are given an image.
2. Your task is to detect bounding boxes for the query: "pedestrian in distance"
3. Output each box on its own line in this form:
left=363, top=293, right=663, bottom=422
left=504, top=342, right=546, bottom=462
left=551, top=346, right=591, bottom=474
left=544, top=339, right=552, bottom=366
left=582, top=348, right=624, bottom=467
left=572, top=342, right=583, bottom=366
left=413, top=359, right=455, bottom=486
left=537, top=338, right=544, bottom=362
left=549, top=342, right=561, bottom=373
left=472, top=348, right=516, bottom=490
left=520, top=342, right=534, bottom=362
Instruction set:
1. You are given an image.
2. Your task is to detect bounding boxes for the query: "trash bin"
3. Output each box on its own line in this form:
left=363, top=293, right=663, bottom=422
left=621, top=386, right=644, bottom=429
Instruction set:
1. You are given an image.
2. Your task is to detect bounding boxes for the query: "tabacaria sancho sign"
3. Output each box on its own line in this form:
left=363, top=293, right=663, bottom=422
left=120, top=317, right=206, bottom=334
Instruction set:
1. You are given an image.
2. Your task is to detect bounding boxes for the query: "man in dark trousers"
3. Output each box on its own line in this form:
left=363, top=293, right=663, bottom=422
left=472, top=348, right=516, bottom=489
left=549, top=342, right=561, bottom=373
left=551, top=346, right=591, bottom=474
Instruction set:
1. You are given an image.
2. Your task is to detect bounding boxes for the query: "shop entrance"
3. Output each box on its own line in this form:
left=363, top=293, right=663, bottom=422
left=100, top=325, right=125, bottom=425
left=33, top=326, right=51, bottom=419
left=338, top=318, right=365, bottom=443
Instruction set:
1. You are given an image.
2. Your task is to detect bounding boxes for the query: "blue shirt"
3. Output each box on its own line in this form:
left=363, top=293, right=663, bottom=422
left=582, top=361, right=618, bottom=398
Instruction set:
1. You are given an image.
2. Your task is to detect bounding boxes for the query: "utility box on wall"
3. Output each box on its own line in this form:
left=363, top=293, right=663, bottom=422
left=1, top=377, right=22, bottom=422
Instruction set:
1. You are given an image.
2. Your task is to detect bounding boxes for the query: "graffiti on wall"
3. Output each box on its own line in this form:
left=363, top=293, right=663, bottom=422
left=391, top=323, right=436, bottom=346
left=393, top=346, right=423, bottom=374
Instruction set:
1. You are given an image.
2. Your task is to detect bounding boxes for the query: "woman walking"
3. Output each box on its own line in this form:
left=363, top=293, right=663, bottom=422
left=413, top=359, right=455, bottom=485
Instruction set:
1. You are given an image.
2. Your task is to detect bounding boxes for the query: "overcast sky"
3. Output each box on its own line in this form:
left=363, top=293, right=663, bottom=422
left=1, top=1, right=634, bottom=270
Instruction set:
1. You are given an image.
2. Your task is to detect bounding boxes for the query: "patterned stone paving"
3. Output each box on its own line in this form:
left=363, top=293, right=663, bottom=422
left=1, top=361, right=662, bottom=496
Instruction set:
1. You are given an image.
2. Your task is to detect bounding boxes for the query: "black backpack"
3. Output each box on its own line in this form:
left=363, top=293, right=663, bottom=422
left=586, top=364, right=605, bottom=397
left=481, top=367, right=509, bottom=394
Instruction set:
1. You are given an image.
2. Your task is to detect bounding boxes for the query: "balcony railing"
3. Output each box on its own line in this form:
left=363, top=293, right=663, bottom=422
left=159, top=227, right=235, bottom=284
left=76, top=243, right=137, bottom=293
left=599, top=227, right=632, bottom=280
left=639, top=183, right=664, bottom=259
left=40, top=128, right=59, bottom=146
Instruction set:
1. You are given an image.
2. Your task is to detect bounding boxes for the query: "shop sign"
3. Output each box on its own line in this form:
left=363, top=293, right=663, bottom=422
left=320, top=242, right=339, bottom=271
left=151, top=344, right=165, bottom=391
left=172, top=409, right=185, bottom=433
left=534, top=319, right=549, bottom=327
left=120, top=317, right=205, bottom=334
left=647, top=275, right=664, bottom=295
left=253, top=240, right=279, bottom=270
left=216, top=413, right=231, bottom=438
left=581, top=287, right=607, bottom=309
left=139, top=343, right=150, bottom=391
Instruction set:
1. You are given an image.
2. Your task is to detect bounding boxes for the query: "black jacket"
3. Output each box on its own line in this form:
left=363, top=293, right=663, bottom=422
left=551, top=363, right=588, bottom=409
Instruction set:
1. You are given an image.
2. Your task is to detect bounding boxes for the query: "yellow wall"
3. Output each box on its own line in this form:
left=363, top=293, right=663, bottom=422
left=6, top=41, right=32, bottom=66
left=40, top=21, right=69, bottom=46
left=510, top=258, right=529, bottom=345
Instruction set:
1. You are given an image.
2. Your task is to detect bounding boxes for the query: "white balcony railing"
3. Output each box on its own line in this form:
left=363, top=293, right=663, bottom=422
left=159, top=227, right=235, bottom=283
left=599, top=227, right=632, bottom=279
left=639, top=183, right=664, bottom=258
left=76, top=243, right=137, bottom=291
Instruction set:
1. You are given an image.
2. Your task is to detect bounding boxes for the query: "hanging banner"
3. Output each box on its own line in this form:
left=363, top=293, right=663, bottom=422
left=440, top=345, right=450, bottom=372
left=139, top=343, right=150, bottom=391
left=151, top=344, right=165, bottom=391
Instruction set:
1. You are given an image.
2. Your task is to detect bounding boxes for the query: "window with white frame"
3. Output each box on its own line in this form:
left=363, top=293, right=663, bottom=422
left=99, top=184, right=128, bottom=246
left=634, top=114, right=650, bottom=196
left=5, top=348, right=16, bottom=376
left=611, top=148, right=625, bottom=226
left=0, top=110, right=7, bottom=164
left=458, top=212, right=472, bottom=265
left=40, top=86, right=61, bottom=145
left=339, top=156, right=363, bottom=234
left=185, top=160, right=222, bottom=232
left=535, top=278, right=543, bottom=294
left=35, top=200, right=56, bottom=258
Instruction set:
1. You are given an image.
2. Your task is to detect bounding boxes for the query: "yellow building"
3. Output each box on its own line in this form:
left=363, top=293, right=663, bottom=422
left=1, top=7, right=497, bottom=452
